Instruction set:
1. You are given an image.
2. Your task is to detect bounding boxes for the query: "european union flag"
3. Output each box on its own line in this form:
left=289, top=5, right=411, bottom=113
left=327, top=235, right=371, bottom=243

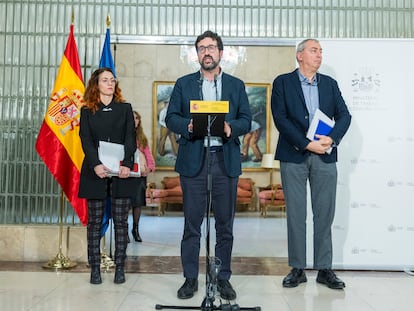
left=99, top=28, right=117, bottom=77
left=99, top=26, right=116, bottom=237
left=101, top=196, right=112, bottom=238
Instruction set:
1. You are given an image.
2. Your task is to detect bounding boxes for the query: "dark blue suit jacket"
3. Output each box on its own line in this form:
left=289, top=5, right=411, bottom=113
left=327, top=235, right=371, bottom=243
left=166, top=71, right=252, bottom=177
left=271, top=69, right=351, bottom=163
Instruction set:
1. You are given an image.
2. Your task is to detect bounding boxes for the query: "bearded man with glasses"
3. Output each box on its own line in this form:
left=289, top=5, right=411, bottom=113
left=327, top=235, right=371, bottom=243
left=165, top=30, right=252, bottom=301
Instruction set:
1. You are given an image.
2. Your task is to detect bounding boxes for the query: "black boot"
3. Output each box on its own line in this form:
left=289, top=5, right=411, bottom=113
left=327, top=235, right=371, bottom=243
left=114, top=265, right=125, bottom=284
left=90, top=265, right=102, bottom=284
left=131, top=223, right=142, bottom=242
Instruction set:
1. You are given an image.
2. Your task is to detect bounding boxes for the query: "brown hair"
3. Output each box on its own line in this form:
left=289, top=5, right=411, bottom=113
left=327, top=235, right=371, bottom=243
left=195, top=30, right=224, bottom=51
left=133, top=110, right=149, bottom=148
left=83, top=67, right=126, bottom=113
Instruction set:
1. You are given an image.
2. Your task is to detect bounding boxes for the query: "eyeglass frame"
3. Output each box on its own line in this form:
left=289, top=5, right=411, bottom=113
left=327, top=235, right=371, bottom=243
left=197, top=44, right=218, bottom=54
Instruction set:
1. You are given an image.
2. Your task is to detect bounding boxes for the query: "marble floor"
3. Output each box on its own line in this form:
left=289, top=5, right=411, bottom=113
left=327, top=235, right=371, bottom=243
left=0, top=210, right=413, bottom=311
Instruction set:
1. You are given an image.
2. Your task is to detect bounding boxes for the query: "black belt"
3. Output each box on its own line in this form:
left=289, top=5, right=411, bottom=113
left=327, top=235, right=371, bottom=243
left=206, top=146, right=223, bottom=153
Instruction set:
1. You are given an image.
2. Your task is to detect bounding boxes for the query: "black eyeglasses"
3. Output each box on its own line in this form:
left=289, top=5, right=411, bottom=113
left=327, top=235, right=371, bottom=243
left=197, top=45, right=218, bottom=54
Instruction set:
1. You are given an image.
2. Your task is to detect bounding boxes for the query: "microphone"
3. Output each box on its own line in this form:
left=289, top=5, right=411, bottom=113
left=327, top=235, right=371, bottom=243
left=213, top=74, right=218, bottom=101
left=199, top=72, right=204, bottom=100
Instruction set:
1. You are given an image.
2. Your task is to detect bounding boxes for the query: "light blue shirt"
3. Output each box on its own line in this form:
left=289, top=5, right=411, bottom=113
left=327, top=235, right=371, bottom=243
left=202, top=71, right=222, bottom=102
left=298, top=70, right=319, bottom=125
left=201, top=71, right=223, bottom=146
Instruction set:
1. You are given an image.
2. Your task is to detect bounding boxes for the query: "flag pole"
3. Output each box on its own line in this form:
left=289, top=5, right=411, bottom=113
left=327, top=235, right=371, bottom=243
left=109, top=13, right=115, bottom=260
left=43, top=190, right=77, bottom=269
left=101, top=235, right=115, bottom=270
left=99, top=13, right=115, bottom=270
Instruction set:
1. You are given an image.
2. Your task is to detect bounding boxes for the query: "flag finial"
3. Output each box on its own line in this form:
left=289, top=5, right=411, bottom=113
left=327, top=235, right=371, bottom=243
left=106, top=14, right=111, bottom=27
left=71, top=8, right=75, bottom=24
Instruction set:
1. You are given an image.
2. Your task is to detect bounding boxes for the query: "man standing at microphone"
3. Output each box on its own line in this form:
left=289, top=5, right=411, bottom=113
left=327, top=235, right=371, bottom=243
left=166, top=30, right=251, bottom=300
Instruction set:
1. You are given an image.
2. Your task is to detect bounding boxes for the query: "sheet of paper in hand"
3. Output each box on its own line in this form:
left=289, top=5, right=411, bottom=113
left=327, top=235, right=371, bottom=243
left=98, top=141, right=141, bottom=177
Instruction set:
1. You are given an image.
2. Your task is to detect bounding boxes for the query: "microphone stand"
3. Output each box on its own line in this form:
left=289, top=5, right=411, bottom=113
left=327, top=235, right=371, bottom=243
left=200, top=114, right=215, bottom=310
left=155, top=100, right=260, bottom=311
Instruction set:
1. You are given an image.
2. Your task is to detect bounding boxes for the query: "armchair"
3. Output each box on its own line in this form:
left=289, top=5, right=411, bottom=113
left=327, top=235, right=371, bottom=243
left=146, top=176, right=256, bottom=215
left=237, top=177, right=256, bottom=210
left=257, top=183, right=285, bottom=217
left=145, top=176, right=183, bottom=216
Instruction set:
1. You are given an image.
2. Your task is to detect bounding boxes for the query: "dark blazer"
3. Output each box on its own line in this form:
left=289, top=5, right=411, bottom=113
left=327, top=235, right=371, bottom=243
left=166, top=71, right=252, bottom=177
left=78, top=101, right=137, bottom=199
left=271, top=69, right=351, bottom=163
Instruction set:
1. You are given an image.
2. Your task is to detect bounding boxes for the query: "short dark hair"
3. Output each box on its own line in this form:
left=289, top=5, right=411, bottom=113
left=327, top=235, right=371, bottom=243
left=195, top=30, right=224, bottom=51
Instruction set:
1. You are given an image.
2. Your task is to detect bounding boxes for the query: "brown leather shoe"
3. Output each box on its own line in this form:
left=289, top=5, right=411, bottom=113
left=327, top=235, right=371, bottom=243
left=282, top=268, right=307, bottom=288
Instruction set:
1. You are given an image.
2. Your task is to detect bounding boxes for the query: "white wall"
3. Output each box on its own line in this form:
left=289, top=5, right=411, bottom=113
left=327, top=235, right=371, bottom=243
left=306, top=39, right=414, bottom=271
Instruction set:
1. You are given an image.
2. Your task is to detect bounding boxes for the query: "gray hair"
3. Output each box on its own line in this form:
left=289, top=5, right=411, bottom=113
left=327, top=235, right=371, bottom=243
left=296, top=38, right=320, bottom=53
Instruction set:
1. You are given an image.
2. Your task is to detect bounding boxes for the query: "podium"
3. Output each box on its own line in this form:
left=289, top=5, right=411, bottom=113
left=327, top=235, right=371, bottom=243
left=190, top=100, right=229, bottom=138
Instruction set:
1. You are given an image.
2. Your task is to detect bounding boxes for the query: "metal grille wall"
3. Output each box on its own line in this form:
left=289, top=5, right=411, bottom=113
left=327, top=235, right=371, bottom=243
left=0, top=0, right=413, bottom=225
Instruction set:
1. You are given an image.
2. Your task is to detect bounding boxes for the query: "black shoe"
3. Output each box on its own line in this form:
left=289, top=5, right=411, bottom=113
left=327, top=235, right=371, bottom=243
left=132, top=225, right=142, bottom=242
left=114, top=266, right=125, bottom=284
left=177, top=278, right=198, bottom=299
left=240, top=154, right=249, bottom=162
left=282, top=268, right=307, bottom=288
left=317, top=269, right=345, bottom=289
left=217, top=279, right=237, bottom=300
left=90, top=266, right=102, bottom=284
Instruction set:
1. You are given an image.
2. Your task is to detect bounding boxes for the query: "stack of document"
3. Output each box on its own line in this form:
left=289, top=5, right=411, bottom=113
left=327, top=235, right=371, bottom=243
left=98, top=141, right=141, bottom=177
left=306, top=109, right=335, bottom=154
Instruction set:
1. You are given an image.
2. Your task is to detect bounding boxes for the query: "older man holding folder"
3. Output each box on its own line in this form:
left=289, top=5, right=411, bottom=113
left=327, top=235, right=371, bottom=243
left=271, top=38, right=351, bottom=290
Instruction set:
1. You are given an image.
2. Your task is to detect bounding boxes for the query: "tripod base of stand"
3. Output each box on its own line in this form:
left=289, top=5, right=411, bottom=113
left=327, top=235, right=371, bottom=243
left=42, top=250, right=77, bottom=269
left=155, top=298, right=261, bottom=310
left=100, top=252, right=115, bottom=270
left=155, top=304, right=261, bottom=311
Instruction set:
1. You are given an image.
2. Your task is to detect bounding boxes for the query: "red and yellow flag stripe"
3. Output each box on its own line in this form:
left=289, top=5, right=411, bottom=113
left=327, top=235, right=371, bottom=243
left=36, top=24, right=87, bottom=225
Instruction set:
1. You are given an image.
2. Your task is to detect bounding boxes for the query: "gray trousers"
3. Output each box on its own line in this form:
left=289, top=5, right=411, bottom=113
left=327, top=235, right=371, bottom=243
left=281, top=154, right=337, bottom=269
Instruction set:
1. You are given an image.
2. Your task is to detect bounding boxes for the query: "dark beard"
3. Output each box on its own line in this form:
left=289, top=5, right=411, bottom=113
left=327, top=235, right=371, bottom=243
left=200, top=57, right=219, bottom=71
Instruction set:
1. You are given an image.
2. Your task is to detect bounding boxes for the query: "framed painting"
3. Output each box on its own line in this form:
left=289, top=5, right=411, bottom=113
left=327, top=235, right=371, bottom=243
left=241, top=83, right=271, bottom=171
left=152, top=81, right=271, bottom=171
left=152, top=81, right=177, bottom=170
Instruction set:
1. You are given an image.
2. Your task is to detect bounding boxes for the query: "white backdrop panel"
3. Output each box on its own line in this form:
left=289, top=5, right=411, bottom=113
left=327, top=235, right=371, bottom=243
left=304, top=39, right=414, bottom=271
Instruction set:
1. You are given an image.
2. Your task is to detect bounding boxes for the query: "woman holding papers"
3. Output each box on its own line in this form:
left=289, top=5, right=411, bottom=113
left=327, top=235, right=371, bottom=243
left=130, top=110, right=155, bottom=242
left=271, top=39, right=351, bottom=290
left=78, top=67, right=136, bottom=285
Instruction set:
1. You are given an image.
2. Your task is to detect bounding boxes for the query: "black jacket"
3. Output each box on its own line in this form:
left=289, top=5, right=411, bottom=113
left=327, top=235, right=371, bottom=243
left=78, top=100, right=137, bottom=199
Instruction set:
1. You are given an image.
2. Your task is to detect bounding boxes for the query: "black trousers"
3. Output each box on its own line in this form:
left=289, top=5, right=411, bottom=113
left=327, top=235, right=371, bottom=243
left=180, top=149, right=238, bottom=280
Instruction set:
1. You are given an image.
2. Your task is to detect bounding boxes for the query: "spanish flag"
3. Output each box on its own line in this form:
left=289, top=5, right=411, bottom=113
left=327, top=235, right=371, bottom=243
left=35, top=23, right=87, bottom=225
